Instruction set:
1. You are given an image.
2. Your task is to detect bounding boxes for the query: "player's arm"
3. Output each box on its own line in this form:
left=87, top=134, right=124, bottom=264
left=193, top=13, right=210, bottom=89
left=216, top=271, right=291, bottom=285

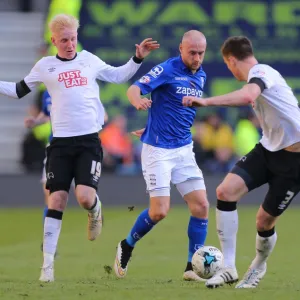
left=24, top=111, right=50, bottom=128
left=0, top=80, right=30, bottom=99
left=182, top=81, right=263, bottom=107
left=95, top=38, right=159, bottom=84
left=104, top=109, right=109, bottom=123
left=0, top=61, right=42, bottom=99
left=127, top=85, right=152, bottom=110
left=34, top=112, right=50, bottom=125
left=131, top=128, right=145, bottom=138
left=128, top=63, right=168, bottom=110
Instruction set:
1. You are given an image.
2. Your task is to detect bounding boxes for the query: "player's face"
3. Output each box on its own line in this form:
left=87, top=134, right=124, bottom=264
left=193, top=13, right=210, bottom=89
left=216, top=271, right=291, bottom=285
left=51, top=28, right=78, bottom=59
left=223, top=56, right=242, bottom=81
left=180, top=41, right=206, bottom=72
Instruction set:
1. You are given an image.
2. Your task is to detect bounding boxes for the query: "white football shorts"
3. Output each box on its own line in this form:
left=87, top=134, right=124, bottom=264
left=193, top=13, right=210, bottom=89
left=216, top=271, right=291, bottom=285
left=141, top=142, right=205, bottom=196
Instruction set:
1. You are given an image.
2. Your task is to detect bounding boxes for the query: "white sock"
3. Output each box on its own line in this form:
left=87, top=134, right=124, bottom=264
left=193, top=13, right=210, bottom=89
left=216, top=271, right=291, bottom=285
left=88, top=194, right=100, bottom=214
left=251, top=232, right=277, bottom=270
left=43, top=253, right=55, bottom=268
left=43, top=217, right=62, bottom=266
left=216, top=208, right=238, bottom=269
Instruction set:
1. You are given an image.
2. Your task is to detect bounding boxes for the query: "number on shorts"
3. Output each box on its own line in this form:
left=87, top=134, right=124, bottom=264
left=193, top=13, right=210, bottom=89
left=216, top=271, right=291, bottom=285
left=278, top=190, right=294, bottom=210
left=90, top=160, right=101, bottom=177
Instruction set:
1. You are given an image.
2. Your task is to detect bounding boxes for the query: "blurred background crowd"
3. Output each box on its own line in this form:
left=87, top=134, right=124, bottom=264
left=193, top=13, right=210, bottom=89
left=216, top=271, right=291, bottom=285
left=0, top=0, right=299, bottom=177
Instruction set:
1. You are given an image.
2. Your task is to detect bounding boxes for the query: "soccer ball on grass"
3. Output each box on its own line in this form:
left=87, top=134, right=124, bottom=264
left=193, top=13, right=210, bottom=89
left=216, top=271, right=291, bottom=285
left=192, top=246, right=223, bottom=279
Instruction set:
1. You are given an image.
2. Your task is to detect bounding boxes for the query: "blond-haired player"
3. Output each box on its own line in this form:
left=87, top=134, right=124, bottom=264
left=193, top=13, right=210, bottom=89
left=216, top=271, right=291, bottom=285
left=0, top=14, right=159, bottom=282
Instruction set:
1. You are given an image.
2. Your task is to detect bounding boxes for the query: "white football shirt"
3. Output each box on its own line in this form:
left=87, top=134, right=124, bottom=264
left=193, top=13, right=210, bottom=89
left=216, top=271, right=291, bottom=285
left=0, top=50, right=142, bottom=137
left=248, top=64, right=300, bottom=151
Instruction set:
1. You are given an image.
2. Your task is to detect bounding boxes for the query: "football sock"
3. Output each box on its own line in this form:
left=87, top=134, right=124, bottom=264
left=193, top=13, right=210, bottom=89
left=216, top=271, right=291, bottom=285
left=188, top=216, right=208, bottom=262
left=185, top=261, right=193, bottom=272
left=43, top=206, right=48, bottom=224
left=88, top=194, right=100, bottom=213
left=251, top=228, right=277, bottom=270
left=43, top=209, right=63, bottom=266
left=216, top=200, right=238, bottom=269
left=126, top=209, right=156, bottom=247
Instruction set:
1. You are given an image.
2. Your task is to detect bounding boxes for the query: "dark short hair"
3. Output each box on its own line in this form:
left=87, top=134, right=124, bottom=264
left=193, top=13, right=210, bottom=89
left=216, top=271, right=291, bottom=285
left=221, top=36, right=254, bottom=60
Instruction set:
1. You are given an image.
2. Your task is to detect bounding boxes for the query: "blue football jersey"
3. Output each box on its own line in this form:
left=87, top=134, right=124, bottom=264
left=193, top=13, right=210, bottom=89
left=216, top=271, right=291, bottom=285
left=134, top=56, right=206, bottom=149
left=41, top=90, right=53, bottom=142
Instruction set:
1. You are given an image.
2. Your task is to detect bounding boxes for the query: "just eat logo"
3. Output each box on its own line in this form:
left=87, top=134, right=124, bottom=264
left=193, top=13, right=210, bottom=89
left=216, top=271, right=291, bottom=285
left=58, top=70, right=87, bottom=88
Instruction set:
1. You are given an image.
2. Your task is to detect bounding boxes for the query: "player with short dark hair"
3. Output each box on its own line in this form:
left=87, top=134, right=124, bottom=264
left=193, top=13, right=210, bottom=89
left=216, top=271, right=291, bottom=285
left=183, top=35, right=300, bottom=289
left=221, top=36, right=254, bottom=61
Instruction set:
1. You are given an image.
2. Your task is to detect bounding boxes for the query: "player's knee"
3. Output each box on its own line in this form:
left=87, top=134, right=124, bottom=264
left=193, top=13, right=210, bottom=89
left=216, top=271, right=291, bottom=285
left=216, top=184, right=239, bottom=202
left=256, top=210, right=276, bottom=231
left=77, top=194, right=93, bottom=209
left=190, top=198, right=209, bottom=218
left=216, top=184, right=230, bottom=200
left=198, top=197, right=209, bottom=212
left=150, top=211, right=168, bottom=222
left=203, top=198, right=210, bottom=213
left=149, top=189, right=170, bottom=221
left=149, top=207, right=169, bottom=222
left=76, top=185, right=97, bottom=209
left=256, top=218, right=275, bottom=232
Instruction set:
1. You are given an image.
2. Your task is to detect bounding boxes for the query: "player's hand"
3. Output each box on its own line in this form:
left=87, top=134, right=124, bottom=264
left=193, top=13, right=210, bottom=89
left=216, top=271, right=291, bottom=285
left=182, top=96, right=206, bottom=107
left=24, top=117, right=37, bottom=128
left=135, top=38, right=160, bottom=59
left=132, top=98, right=152, bottom=110
left=131, top=128, right=145, bottom=138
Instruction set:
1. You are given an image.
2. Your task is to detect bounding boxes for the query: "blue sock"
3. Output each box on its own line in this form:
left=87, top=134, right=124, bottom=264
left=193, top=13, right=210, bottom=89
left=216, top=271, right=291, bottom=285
left=43, top=206, right=48, bottom=225
left=126, top=209, right=156, bottom=247
left=188, top=216, right=208, bottom=262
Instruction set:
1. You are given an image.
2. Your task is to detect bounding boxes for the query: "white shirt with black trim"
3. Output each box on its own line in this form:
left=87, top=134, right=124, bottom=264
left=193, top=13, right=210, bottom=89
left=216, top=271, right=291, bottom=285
left=0, top=50, right=142, bottom=137
left=248, top=64, right=300, bottom=151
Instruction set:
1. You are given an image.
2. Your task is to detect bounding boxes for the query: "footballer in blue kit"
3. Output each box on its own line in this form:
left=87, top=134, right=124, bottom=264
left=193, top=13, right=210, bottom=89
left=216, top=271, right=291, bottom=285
left=42, top=90, right=53, bottom=141
left=114, top=30, right=210, bottom=282
left=138, top=57, right=206, bottom=149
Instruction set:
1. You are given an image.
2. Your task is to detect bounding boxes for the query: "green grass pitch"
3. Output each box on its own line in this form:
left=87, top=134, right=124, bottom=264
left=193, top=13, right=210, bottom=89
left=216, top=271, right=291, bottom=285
left=0, top=206, right=299, bottom=299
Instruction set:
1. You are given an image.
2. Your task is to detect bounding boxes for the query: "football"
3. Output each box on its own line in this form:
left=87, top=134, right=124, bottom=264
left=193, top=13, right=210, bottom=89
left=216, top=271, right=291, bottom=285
left=192, top=246, right=223, bottom=279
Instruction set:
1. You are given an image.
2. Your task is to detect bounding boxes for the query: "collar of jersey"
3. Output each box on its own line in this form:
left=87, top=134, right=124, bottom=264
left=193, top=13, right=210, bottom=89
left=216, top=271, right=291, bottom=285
left=178, top=55, right=202, bottom=74
left=56, top=53, right=77, bottom=62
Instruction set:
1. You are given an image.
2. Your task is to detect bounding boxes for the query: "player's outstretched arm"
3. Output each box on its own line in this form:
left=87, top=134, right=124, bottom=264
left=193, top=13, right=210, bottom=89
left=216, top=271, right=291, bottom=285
left=95, top=38, right=159, bottom=84
left=127, top=85, right=152, bottom=111
left=182, top=83, right=261, bottom=108
left=0, top=59, right=42, bottom=99
left=135, top=38, right=160, bottom=60
left=0, top=80, right=28, bottom=99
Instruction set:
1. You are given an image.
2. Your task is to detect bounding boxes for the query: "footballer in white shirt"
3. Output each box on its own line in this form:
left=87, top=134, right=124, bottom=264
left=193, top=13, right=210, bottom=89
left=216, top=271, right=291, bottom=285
left=183, top=36, right=300, bottom=289
left=0, top=14, right=159, bottom=283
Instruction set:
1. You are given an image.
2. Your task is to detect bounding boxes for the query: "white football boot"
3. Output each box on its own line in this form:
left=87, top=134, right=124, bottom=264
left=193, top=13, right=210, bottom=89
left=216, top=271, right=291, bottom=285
left=39, top=264, right=54, bottom=282
left=235, top=264, right=267, bottom=288
left=206, top=267, right=238, bottom=288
